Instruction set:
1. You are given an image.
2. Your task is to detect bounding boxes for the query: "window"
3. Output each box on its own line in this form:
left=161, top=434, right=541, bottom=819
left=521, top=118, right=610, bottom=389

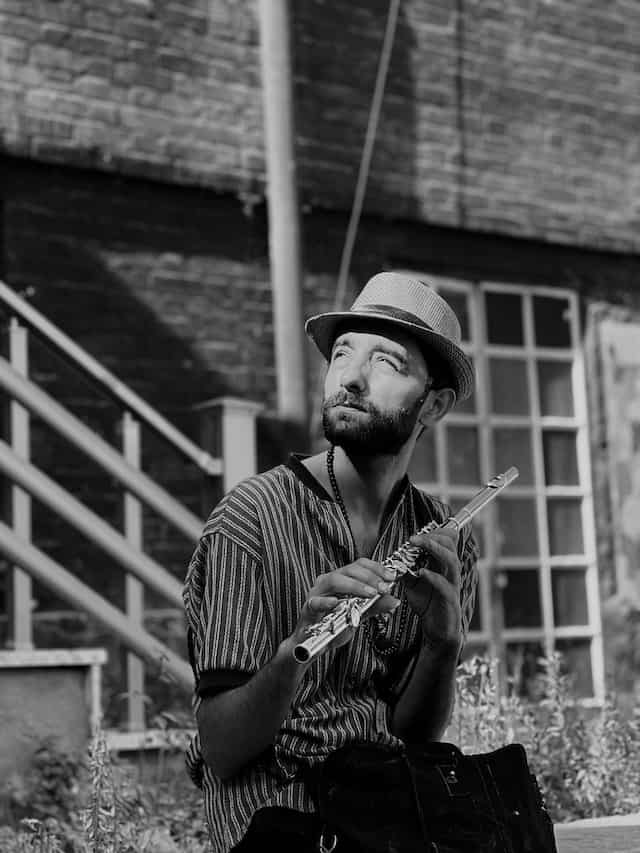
left=408, top=278, right=603, bottom=701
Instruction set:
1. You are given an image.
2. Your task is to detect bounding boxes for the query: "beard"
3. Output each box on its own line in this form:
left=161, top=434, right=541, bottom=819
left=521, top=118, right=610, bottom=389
left=322, top=388, right=426, bottom=456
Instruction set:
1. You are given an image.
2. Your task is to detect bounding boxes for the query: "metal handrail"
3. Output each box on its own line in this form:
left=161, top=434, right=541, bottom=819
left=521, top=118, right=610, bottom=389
left=0, top=521, right=193, bottom=693
left=0, top=439, right=184, bottom=606
left=0, top=280, right=221, bottom=477
left=0, top=356, right=203, bottom=541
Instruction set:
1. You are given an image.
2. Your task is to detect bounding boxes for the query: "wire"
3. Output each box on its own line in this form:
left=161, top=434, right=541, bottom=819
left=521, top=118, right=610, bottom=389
left=333, top=0, right=402, bottom=311
left=310, top=0, right=402, bottom=445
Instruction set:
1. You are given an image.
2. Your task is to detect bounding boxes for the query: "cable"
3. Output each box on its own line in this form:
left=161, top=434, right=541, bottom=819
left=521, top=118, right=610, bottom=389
left=310, top=0, right=402, bottom=445
left=333, top=0, right=402, bottom=312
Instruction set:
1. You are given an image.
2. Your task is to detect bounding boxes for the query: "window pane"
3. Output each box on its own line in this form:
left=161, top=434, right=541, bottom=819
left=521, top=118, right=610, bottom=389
left=556, top=638, right=593, bottom=697
left=492, top=428, right=534, bottom=485
left=485, top=291, right=524, bottom=346
left=552, top=569, right=588, bottom=626
left=497, top=498, right=539, bottom=556
left=409, top=428, right=437, bottom=483
left=503, top=569, right=542, bottom=628
left=506, top=641, right=546, bottom=700
left=489, top=359, right=530, bottom=415
left=543, top=431, right=579, bottom=485
left=447, top=426, right=480, bottom=485
left=440, top=288, right=470, bottom=342
left=533, top=295, right=572, bottom=348
left=547, top=498, right=583, bottom=555
left=538, top=360, right=574, bottom=416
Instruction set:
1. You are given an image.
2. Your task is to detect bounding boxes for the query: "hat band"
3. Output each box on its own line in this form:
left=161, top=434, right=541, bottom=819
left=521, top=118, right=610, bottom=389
left=354, top=304, right=434, bottom=332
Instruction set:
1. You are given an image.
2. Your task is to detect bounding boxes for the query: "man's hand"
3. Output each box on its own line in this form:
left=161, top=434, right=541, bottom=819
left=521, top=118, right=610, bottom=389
left=403, top=525, right=462, bottom=652
left=293, top=558, right=401, bottom=656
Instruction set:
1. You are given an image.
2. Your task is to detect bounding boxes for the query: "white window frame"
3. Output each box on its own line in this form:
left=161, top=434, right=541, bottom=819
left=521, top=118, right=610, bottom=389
left=407, top=274, right=604, bottom=702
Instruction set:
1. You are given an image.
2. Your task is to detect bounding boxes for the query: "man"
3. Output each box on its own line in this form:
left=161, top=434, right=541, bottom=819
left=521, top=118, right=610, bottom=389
left=183, top=271, right=479, bottom=852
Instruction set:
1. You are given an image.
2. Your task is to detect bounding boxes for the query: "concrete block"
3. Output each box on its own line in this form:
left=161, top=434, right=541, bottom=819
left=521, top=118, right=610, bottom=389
left=0, top=648, right=107, bottom=778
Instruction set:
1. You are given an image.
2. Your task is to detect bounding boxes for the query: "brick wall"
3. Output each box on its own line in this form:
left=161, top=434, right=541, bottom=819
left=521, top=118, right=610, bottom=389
left=3, top=153, right=640, bottom=717
left=2, top=0, right=640, bottom=721
left=1, top=158, right=274, bottom=416
left=295, top=0, right=640, bottom=249
left=1, top=0, right=639, bottom=252
left=0, top=0, right=263, bottom=193
left=0, top=155, right=275, bottom=722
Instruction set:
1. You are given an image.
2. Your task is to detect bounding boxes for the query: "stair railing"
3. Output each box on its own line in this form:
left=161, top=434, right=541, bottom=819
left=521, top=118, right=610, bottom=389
left=0, top=280, right=261, bottom=733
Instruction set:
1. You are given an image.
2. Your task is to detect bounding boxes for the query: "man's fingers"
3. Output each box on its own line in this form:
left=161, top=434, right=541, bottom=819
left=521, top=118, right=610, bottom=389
left=409, top=533, right=460, bottom=584
left=305, top=595, right=339, bottom=616
left=404, top=568, right=460, bottom=618
left=367, top=593, right=402, bottom=615
left=315, top=568, right=392, bottom=599
left=411, top=530, right=457, bottom=554
left=415, top=568, right=457, bottom=600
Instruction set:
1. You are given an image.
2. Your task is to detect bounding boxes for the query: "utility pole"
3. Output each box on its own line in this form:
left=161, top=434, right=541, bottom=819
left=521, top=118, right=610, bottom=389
left=257, top=0, right=308, bottom=430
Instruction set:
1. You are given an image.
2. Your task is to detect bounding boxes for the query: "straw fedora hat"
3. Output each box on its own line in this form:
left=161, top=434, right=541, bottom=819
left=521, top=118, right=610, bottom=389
left=305, top=271, right=475, bottom=401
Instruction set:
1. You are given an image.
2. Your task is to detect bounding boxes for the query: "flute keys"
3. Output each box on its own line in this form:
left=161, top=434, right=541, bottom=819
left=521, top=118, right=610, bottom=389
left=347, top=603, right=361, bottom=627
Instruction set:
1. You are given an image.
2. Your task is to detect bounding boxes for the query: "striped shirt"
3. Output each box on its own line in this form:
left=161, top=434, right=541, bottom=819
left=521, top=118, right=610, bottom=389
left=182, top=455, right=479, bottom=853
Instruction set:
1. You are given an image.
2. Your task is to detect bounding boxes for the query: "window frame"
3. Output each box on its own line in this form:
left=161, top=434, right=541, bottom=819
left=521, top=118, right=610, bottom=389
left=406, top=274, right=604, bottom=702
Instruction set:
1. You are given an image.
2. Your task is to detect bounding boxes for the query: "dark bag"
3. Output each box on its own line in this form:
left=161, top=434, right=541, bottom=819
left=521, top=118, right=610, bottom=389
left=313, top=741, right=558, bottom=853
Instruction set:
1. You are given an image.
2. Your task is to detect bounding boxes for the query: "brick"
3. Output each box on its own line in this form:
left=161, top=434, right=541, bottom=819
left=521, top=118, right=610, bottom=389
left=30, top=43, right=73, bottom=70
left=25, top=89, right=87, bottom=118
left=74, top=74, right=113, bottom=99
left=68, top=29, right=124, bottom=59
left=84, top=10, right=113, bottom=32
left=40, top=22, right=70, bottom=46
left=1, top=36, right=29, bottom=63
left=19, top=113, right=75, bottom=139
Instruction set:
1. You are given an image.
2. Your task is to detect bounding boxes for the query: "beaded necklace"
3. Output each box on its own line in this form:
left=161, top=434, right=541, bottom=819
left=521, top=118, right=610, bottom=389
left=326, top=444, right=409, bottom=656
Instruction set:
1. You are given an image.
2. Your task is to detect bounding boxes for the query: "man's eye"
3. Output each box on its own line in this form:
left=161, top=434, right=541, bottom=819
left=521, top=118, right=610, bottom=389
left=375, top=354, right=399, bottom=370
left=332, top=349, right=348, bottom=361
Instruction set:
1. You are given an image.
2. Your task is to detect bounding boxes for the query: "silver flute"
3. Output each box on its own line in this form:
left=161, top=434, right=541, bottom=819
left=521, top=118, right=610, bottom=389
left=293, top=466, right=519, bottom=663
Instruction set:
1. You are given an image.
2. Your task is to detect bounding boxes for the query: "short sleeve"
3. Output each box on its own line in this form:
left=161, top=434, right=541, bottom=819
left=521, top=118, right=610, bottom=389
left=183, top=532, right=272, bottom=700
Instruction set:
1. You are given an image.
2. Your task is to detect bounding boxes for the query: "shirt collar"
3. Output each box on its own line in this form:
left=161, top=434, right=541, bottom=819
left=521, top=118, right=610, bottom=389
left=286, top=452, right=411, bottom=529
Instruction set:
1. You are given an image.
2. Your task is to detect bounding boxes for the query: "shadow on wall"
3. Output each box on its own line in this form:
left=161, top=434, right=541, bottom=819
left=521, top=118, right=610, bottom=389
left=1, top=155, right=272, bottom=426
left=292, top=0, right=418, bottom=218
left=0, top=156, right=279, bottom=723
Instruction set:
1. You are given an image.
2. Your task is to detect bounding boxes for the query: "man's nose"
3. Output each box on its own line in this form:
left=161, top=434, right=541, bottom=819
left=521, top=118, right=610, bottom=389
left=339, top=357, right=368, bottom=392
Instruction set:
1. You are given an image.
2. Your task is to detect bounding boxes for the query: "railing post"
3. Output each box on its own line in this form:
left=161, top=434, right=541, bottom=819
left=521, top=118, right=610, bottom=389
left=122, top=411, right=145, bottom=731
left=194, top=398, right=263, bottom=502
left=7, top=319, right=32, bottom=650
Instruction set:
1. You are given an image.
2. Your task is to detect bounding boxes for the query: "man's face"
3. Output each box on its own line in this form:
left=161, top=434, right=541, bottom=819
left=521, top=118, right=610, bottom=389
left=322, top=325, right=431, bottom=456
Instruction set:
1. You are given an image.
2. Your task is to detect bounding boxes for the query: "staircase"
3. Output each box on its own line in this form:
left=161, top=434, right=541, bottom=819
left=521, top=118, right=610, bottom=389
left=0, top=280, right=262, bottom=747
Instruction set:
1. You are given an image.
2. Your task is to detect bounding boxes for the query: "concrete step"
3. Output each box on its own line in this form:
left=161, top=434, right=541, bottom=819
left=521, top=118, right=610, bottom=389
left=555, top=813, right=640, bottom=853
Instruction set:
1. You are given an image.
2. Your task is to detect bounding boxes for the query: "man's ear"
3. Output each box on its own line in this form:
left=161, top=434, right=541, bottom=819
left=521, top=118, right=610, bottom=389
left=418, top=388, right=457, bottom=427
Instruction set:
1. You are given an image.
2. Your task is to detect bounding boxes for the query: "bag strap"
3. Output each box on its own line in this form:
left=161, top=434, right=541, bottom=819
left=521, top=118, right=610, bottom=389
left=402, top=750, right=432, bottom=845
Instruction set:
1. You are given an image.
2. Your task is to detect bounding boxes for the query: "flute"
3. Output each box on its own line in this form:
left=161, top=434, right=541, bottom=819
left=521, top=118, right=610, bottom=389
left=293, top=466, right=519, bottom=664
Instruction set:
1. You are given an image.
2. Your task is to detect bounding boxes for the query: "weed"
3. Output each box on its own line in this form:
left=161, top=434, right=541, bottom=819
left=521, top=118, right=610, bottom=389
left=2, top=652, right=640, bottom=850
left=448, top=652, right=640, bottom=821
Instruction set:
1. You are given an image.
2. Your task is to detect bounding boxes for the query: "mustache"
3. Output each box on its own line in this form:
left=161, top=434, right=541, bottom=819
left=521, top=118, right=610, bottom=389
left=324, top=390, right=371, bottom=412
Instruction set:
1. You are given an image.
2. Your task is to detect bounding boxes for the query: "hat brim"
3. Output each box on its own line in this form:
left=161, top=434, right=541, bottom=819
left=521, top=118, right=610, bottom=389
left=305, top=310, right=475, bottom=402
